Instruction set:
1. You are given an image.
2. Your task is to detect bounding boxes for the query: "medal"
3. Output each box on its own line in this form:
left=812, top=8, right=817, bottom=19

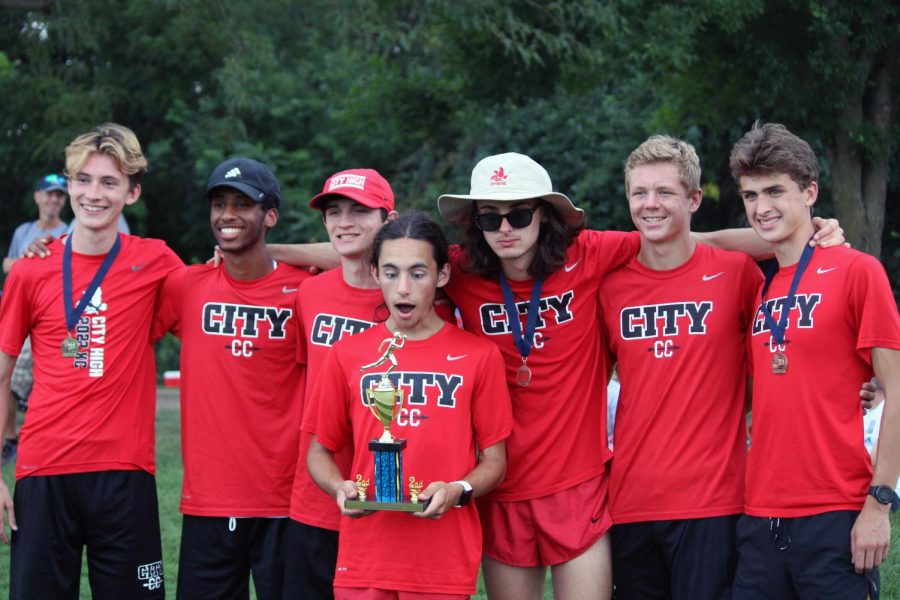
left=517, top=360, right=532, bottom=387
left=61, top=336, right=78, bottom=358
left=500, top=273, right=544, bottom=390
left=758, top=242, right=815, bottom=377
left=62, top=232, right=121, bottom=364
left=771, top=351, right=788, bottom=375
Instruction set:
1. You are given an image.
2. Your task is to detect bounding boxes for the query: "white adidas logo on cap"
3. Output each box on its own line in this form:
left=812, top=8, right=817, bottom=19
left=225, top=167, right=241, bottom=179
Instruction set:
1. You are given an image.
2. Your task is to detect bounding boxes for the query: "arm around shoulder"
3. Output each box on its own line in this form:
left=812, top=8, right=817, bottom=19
left=268, top=242, right=340, bottom=270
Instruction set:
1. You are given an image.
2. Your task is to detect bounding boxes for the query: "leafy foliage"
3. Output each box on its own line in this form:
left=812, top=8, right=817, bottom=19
left=0, top=0, right=896, bottom=292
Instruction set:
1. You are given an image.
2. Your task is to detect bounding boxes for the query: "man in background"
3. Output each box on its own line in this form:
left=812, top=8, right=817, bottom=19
left=2, top=174, right=69, bottom=466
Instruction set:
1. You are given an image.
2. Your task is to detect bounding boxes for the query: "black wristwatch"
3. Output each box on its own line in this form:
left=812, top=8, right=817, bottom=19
left=868, top=485, right=900, bottom=512
left=452, top=480, right=474, bottom=507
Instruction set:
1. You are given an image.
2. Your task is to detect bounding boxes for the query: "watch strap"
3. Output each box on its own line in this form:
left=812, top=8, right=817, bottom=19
left=451, top=480, right=473, bottom=507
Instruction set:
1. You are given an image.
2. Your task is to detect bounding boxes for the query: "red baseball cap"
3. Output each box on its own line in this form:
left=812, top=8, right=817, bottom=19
left=309, top=168, right=395, bottom=211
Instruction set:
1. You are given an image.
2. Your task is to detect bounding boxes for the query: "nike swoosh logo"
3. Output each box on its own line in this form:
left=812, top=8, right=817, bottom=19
left=446, top=354, right=468, bottom=361
left=817, top=267, right=836, bottom=274
left=282, top=286, right=298, bottom=293
left=131, top=263, right=145, bottom=271
left=702, top=272, right=724, bottom=281
left=564, top=259, right=581, bottom=273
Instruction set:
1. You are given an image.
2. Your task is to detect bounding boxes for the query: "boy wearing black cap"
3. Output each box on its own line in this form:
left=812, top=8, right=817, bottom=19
left=152, top=158, right=311, bottom=600
left=0, top=123, right=183, bottom=598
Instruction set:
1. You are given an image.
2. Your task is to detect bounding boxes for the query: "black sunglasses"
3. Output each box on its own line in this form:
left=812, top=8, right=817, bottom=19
left=474, top=207, right=538, bottom=232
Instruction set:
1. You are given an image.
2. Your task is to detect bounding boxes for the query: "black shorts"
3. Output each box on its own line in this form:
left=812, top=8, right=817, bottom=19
left=177, top=514, right=289, bottom=600
left=733, top=512, right=879, bottom=600
left=283, top=518, right=339, bottom=600
left=611, top=514, right=739, bottom=600
left=10, top=470, right=164, bottom=600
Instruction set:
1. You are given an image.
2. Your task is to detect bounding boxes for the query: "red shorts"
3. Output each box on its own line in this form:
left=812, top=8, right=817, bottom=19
left=335, top=588, right=468, bottom=600
left=478, top=472, right=612, bottom=567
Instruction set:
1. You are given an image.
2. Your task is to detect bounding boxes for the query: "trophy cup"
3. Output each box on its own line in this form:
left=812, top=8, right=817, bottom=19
left=345, top=332, right=426, bottom=513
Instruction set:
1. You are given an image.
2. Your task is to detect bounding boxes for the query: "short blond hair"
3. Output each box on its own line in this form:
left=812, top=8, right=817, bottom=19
left=65, top=123, right=147, bottom=188
left=625, top=135, right=701, bottom=195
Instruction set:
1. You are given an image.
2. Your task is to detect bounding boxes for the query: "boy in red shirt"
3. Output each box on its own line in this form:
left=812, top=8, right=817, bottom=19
left=284, top=168, right=398, bottom=599
left=599, top=136, right=762, bottom=598
left=730, top=122, right=900, bottom=598
left=0, top=123, right=182, bottom=599
left=307, top=212, right=512, bottom=599
left=153, top=158, right=311, bottom=599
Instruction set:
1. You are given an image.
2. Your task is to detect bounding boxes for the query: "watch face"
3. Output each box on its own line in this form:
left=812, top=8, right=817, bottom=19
left=876, top=486, right=894, bottom=503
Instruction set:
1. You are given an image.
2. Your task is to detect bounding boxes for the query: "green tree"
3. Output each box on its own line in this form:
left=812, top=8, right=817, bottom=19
left=614, top=0, right=899, bottom=259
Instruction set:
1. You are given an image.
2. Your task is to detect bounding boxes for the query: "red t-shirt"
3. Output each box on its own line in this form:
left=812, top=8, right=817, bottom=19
left=153, top=262, right=311, bottom=516
left=600, top=243, right=762, bottom=523
left=312, top=323, right=512, bottom=595
left=746, top=246, right=900, bottom=516
left=0, top=235, right=183, bottom=479
left=290, top=268, right=383, bottom=530
left=444, top=230, right=640, bottom=500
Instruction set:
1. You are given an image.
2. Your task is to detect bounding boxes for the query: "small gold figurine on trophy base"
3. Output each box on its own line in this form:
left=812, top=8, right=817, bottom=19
left=354, top=474, right=370, bottom=502
left=408, top=477, right=424, bottom=504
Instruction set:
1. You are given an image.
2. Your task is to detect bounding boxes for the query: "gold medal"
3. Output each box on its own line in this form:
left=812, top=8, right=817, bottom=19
left=771, top=351, right=788, bottom=375
left=61, top=335, right=78, bottom=358
left=517, top=361, right=532, bottom=387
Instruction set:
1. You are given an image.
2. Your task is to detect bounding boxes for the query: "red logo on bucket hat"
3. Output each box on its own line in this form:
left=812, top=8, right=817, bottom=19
left=490, top=167, right=508, bottom=186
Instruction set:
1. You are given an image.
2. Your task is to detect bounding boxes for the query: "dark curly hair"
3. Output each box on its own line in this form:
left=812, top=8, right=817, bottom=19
left=459, top=201, right=585, bottom=279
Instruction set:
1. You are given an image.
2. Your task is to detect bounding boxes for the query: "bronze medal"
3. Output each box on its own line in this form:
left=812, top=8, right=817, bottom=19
left=61, top=335, right=78, bottom=358
left=771, top=351, right=788, bottom=375
left=517, top=362, right=532, bottom=387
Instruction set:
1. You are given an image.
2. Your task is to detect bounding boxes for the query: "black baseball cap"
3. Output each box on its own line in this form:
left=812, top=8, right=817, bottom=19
left=36, top=173, right=67, bottom=193
left=203, top=158, right=281, bottom=208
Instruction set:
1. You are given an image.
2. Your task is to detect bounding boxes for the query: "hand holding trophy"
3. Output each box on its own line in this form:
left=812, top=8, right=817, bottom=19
left=344, top=332, right=427, bottom=513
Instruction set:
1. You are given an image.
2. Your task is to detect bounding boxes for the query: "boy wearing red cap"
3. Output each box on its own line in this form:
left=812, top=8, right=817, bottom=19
left=283, top=168, right=399, bottom=599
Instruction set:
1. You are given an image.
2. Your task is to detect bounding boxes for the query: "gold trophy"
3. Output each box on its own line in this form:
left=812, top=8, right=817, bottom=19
left=345, top=332, right=426, bottom=512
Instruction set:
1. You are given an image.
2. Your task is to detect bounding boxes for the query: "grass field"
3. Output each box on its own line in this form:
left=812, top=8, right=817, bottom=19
left=1, top=395, right=898, bottom=599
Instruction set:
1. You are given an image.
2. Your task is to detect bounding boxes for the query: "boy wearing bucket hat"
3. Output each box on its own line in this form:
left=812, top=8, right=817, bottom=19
left=152, top=157, right=312, bottom=599
left=437, top=152, right=639, bottom=599
left=283, top=168, right=399, bottom=600
left=436, top=151, right=845, bottom=600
